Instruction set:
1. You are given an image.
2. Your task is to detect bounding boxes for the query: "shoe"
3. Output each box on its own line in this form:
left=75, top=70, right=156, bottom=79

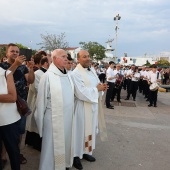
left=148, top=104, right=152, bottom=107
left=107, top=106, right=114, bottom=109
left=20, top=154, right=27, bottom=164
left=66, top=168, right=69, bottom=170
left=2, top=159, right=7, bottom=169
left=146, top=99, right=149, bottom=101
left=133, top=99, right=136, bottom=101
left=83, top=154, right=96, bottom=162
left=73, top=157, right=83, bottom=170
left=110, top=104, right=114, bottom=107
left=154, top=105, right=157, bottom=107
left=117, top=100, right=121, bottom=103
left=125, top=98, right=129, bottom=100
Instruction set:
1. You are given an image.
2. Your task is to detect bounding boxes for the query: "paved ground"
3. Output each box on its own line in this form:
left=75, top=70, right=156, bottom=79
left=4, top=89, right=170, bottom=170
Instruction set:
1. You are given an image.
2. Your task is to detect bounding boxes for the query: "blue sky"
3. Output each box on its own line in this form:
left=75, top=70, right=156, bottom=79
left=0, top=0, right=170, bottom=57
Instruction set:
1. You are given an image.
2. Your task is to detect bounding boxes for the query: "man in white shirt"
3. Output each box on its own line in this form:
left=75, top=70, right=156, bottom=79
left=148, top=65, right=161, bottom=107
left=111, top=64, right=124, bottom=102
left=125, top=65, right=135, bottom=100
left=139, top=66, right=146, bottom=93
left=105, top=61, right=116, bottom=109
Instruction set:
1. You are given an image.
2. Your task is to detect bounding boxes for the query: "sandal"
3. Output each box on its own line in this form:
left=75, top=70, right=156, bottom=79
left=20, top=154, right=27, bottom=164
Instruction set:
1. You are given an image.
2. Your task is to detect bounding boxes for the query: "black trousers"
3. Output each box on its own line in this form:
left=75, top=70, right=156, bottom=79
left=138, top=79, right=143, bottom=93
left=127, top=81, right=138, bottom=99
left=0, top=121, right=20, bottom=170
left=126, top=79, right=131, bottom=98
left=149, top=89, right=158, bottom=106
left=123, top=78, right=127, bottom=90
left=143, top=80, right=148, bottom=97
left=105, top=82, right=115, bottom=107
left=111, top=85, right=122, bottom=102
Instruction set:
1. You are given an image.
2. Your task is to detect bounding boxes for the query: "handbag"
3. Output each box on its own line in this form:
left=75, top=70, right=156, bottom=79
left=16, top=95, right=32, bottom=116
left=4, top=70, right=31, bottom=116
left=149, top=82, right=159, bottom=91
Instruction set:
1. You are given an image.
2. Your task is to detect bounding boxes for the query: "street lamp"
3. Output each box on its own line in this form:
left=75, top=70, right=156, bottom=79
left=113, top=14, right=121, bottom=59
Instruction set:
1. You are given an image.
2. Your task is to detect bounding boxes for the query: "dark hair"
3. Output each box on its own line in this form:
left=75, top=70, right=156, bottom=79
left=33, top=51, right=47, bottom=65
left=41, top=57, right=48, bottom=65
left=151, top=64, right=157, bottom=68
left=109, top=61, right=115, bottom=65
left=67, top=54, right=73, bottom=61
left=1, top=56, right=7, bottom=63
left=6, top=43, right=19, bottom=54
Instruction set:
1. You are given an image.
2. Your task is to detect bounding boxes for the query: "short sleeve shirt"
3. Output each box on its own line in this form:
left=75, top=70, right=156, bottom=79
left=0, top=62, right=29, bottom=100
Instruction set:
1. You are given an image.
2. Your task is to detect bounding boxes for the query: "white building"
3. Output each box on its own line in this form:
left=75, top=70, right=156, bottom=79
left=120, top=57, right=157, bottom=66
left=65, top=47, right=82, bottom=60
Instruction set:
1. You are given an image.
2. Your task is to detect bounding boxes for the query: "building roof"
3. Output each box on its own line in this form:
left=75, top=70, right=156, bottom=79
left=65, top=47, right=79, bottom=51
left=0, top=44, right=8, bottom=47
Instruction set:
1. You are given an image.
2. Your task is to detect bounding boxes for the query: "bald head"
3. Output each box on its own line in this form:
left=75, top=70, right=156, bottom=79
left=116, top=63, right=121, bottom=70
left=52, top=49, right=66, bottom=59
left=52, top=49, right=68, bottom=71
left=77, top=50, right=90, bottom=68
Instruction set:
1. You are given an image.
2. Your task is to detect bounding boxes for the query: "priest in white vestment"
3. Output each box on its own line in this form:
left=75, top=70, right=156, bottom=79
left=34, top=49, right=74, bottom=170
left=26, top=57, right=50, bottom=151
left=71, top=50, right=108, bottom=170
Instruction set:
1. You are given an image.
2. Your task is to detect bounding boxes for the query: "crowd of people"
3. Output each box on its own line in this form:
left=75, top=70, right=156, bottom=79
left=94, top=63, right=162, bottom=109
left=0, top=43, right=168, bottom=170
left=0, top=43, right=108, bottom=170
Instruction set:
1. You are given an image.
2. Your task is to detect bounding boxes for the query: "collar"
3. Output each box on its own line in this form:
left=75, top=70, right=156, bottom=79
left=40, top=67, right=47, bottom=73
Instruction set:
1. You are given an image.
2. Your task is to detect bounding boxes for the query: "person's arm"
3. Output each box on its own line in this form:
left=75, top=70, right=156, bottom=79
left=0, top=73, right=17, bottom=103
left=107, top=70, right=116, bottom=80
left=25, top=61, right=35, bottom=84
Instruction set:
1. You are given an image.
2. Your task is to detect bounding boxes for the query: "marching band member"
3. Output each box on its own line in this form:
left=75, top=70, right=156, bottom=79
left=148, top=65, right=161, bottom=107
left=125, top=65, right=135, bottom=100
left=142, top=67, right=150, bottom=101
left=125, top=66, right=140, bottom=101
left=139, top=66, right=146, bottom=93
left=111, top=64, right=124, bottom=103
left=105, top=61, right=116, bottom=109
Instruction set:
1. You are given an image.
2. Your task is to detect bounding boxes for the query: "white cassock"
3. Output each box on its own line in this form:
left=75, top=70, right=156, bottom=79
left=35, top=63, right=74, bottom=170
left=71, top=64, right=100, bottom=159
left=26, top=69, right=45, bottom=133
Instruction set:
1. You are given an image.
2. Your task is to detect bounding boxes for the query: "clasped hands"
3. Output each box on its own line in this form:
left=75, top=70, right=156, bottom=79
left=97, top=83, right=108, bottom=92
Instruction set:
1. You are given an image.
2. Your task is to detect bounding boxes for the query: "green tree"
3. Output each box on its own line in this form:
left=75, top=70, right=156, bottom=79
left=79, top=41, right=106, bottom=61
left=144, top=60, right=151, bottom=66
left=0, top=46, right=6, bottom=59
left=16, top=43, right=29, bottom=49
left=37, top=32, right=69, bottom=51
left=157, top=59, right=170, bottom=66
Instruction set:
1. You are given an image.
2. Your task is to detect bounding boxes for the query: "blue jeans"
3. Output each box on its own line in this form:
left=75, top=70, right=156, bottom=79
left=18, top=116, right=26, bottom=134
left=0, top=121, right=20, bottom=170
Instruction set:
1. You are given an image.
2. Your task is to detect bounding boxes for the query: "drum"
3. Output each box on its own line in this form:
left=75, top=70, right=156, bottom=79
left=115, top=74, right=124, bottom=88
left=149, top=82, right=159, bottom=91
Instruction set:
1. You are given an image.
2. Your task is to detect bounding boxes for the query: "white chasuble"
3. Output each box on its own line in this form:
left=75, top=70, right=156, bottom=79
left=35, top=63, right=74, bottom=170
left=71, top=64, right=107, bottom=159
left=26, top=69, right=44, bottom=133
